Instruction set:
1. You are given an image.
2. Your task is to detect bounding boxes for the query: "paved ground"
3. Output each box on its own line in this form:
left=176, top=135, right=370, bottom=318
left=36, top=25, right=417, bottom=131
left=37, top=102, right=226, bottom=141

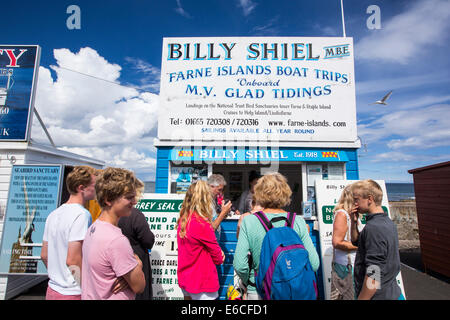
left=10, top=249, right=450, bottom=300
left=11, top=279, right=47, bottom=300
left=399, top=248, right=450, bottom=300
left=401, top=264, right=450, bottom=300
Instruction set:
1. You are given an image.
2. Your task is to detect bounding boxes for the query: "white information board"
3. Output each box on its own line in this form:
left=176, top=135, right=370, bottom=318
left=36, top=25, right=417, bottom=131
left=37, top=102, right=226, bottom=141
left=315, top=180, right=405, bottom=300
left=158, top=37, right=357, bottom=142
left=135, top=193, right=184, bottom=300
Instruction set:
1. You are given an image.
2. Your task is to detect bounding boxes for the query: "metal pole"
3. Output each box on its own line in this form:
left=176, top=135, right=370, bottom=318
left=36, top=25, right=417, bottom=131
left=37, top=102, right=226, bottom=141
left=33, top=107, right=56, bottom=148
left=340, top=0, right=347, bottom=37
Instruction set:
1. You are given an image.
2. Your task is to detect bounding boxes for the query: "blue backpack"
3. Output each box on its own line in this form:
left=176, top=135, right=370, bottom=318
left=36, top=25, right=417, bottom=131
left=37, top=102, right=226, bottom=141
left=254, top=211, right=318, bottom=300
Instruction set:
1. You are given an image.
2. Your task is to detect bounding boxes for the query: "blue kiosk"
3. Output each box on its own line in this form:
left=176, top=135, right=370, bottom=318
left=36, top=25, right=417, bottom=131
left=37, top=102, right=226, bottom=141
left=154, top=37, right=360, bottom=299
left=153, top=141, right=360, bottom=299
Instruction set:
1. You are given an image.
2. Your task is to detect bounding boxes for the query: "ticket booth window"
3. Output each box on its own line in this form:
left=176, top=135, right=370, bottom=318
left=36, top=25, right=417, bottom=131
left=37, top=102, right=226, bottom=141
left=169, top=163, right=208, bottom=194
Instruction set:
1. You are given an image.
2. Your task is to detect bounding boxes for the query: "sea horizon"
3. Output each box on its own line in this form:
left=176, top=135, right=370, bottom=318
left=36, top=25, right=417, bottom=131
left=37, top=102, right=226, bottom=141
left=144, top=181, right=415, bottom=202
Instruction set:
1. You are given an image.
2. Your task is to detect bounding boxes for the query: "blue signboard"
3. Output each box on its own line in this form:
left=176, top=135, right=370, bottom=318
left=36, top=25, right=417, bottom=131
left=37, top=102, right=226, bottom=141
left=0, top=45, right=41, bottom=141
left=0, top=165, right=62, bottom=275
left=171, top=147, right=348, bottom=163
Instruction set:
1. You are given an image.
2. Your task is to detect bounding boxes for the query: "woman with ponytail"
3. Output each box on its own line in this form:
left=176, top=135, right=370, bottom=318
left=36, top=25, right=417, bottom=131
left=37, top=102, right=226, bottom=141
left=177, top=180, right=225, bottom=300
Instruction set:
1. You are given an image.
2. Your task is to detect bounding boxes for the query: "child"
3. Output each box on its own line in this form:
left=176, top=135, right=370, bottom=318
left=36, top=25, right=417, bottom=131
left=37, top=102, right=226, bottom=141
left=350, top=179, right=403, bottom=300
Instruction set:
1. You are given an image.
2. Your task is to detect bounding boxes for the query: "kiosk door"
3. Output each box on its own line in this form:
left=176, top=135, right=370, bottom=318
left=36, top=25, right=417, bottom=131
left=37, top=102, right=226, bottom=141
left=278, top=164, right=303, bottom=214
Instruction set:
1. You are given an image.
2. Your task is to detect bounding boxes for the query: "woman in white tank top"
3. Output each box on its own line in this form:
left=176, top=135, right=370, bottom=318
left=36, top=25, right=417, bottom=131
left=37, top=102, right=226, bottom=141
left=331, top=185, right=358, bottom=300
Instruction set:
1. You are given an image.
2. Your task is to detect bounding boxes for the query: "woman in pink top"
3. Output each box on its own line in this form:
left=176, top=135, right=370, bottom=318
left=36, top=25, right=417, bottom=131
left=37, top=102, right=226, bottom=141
left=177, top=180, right=225, bottom=300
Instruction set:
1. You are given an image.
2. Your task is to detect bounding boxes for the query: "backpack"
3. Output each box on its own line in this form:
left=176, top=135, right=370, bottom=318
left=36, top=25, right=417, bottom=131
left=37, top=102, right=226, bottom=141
left=253, top=211, right=318, bottom=300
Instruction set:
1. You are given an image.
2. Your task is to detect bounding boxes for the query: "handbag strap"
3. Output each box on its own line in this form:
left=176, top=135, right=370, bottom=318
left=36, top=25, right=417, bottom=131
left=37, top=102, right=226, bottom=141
left=344, top=211, right=352, bottom=267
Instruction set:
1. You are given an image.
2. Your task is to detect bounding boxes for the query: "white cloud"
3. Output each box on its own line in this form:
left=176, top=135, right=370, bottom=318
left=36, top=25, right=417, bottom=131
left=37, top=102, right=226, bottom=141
left=251, top=16, right=280, bottom=36
left=32, top=47, right=159, bottom=180
left=313, top=24, right=339, bottom=37
left=395, top=95, right=450, bottom=111
left=355, top=0, right=450, bottom=64
left=356, top=73, right=445, bottom=96
left=124, top=57, right=161, bottom=92
left=175, top=0, right=192, bottom=18
left=370, top=151, right=415, bottom=163
left=238, top=0, right=257, bottom=16
left=358, top=103, right=450, bottom=149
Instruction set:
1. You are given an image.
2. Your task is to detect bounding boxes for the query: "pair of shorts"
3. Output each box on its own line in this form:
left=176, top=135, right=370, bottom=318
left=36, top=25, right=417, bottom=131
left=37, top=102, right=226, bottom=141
left=181, top=289, right=218, bottom=300
left=46, top=285, right=81, bottom=300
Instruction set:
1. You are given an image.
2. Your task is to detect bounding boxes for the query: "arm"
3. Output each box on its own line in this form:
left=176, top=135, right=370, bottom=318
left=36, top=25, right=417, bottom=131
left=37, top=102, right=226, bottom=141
left=233, top=216, right=252, bottom=285
left=332, top=211, right=358, bottom=251
left=109, top=237, right=146, bottom=294
left=66, top=241, right=83, bottom=267
left=199, top=220, right=225, bottom=265
left=67, top=212, right=90, bottom=266
left=350, top=207, right=360, bottom=246
left=212, top=201, right=232, bottom=230
left=66, top=240, right=83, bottom=268
left=122, top=255, right=146, bottom=294
left=66, top=240, right=83, bottom=285
left=358, top=275, right=379, bottom=300
left=40, top=241, right=48, bottom=268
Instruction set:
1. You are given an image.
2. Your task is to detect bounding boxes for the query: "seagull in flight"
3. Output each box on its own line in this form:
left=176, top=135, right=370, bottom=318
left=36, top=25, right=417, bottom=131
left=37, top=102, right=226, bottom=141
left=371, top=90, right=393, bottom=105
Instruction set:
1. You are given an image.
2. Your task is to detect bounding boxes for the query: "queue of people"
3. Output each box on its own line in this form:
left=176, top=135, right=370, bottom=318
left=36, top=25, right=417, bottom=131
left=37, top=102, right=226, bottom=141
left=41, top=166, right=154, bottom=300
left=41, top=165, right=402, bottom=300
left=176, top=173, right=403, bottom=301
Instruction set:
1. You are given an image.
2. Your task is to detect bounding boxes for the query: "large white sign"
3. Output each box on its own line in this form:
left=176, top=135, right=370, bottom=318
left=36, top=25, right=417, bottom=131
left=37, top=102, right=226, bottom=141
left=158, top=37, right=357, bottom=142
left=315, top=180, right=405, bottom=300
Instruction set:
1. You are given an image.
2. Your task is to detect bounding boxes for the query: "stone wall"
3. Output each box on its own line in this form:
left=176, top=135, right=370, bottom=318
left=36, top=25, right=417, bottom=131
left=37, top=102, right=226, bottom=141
left=389, top=200, right=419, bottom=240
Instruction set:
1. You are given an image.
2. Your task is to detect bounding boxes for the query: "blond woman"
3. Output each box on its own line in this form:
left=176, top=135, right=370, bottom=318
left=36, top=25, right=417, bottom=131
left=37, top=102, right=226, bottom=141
left=330, top=184, right=358, bottom=300
left=177, top=180, right=225, bottom=300
left=233, top=172, right=320, bottom=300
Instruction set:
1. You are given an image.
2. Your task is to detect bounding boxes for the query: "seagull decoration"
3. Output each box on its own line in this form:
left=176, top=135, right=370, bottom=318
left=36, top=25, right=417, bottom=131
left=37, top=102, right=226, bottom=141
left=371, top=90, right=393, bottom=105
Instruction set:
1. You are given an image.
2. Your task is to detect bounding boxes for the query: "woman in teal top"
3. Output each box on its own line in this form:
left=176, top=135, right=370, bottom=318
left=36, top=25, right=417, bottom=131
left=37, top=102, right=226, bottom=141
left=233, top=172, right=320, bottom=300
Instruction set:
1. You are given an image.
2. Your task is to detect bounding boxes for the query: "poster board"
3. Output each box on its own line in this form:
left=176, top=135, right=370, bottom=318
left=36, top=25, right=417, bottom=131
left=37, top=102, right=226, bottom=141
left=158, top=37, right=357, bottom=142
left=0, top=165, right=63, bottom=275
left=0, top=45, right=41, bottom=141
left=315, top=180, right=405, bottom=300
left=135, top=193, right=184, bottom=300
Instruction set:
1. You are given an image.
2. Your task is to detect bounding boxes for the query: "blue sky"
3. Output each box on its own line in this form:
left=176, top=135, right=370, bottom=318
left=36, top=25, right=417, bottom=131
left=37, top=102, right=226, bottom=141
left=1, top=0, right=449, bottom=182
